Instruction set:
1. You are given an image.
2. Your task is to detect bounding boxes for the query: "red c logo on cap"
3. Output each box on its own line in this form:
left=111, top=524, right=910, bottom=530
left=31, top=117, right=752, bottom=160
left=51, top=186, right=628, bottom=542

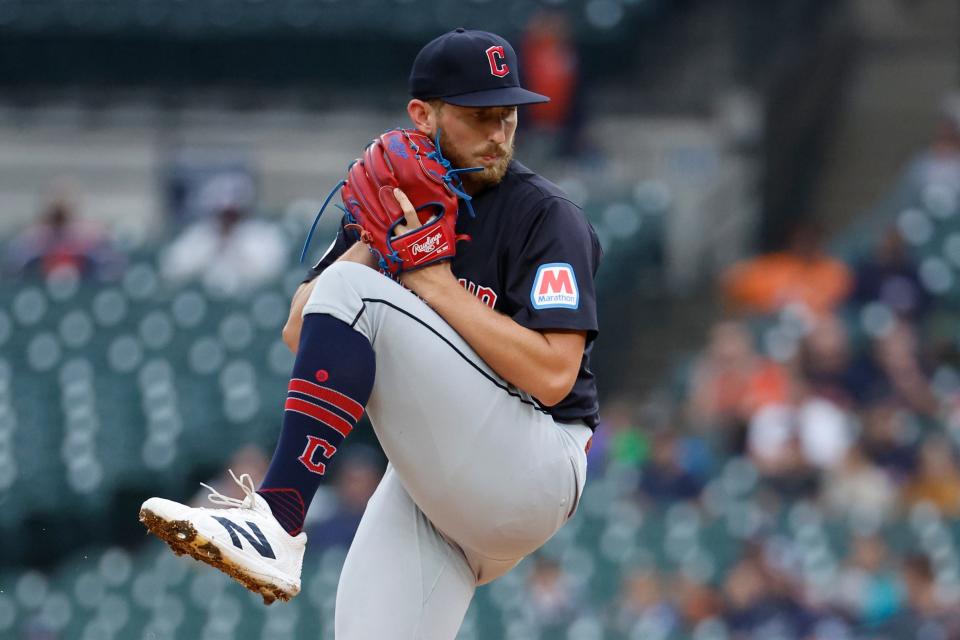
left=485, top=46, right=509, bottom=78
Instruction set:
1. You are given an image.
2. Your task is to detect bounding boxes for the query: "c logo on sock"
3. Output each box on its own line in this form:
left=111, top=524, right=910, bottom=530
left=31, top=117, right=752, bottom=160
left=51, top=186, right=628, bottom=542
left=315, top=369, right=329, bottom=383
left=299, top=435, right=337, bottom=475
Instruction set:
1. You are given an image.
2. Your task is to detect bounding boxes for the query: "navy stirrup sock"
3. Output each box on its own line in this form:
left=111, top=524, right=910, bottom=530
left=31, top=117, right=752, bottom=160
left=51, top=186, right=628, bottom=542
left=258, top=314, right=375, bottom=536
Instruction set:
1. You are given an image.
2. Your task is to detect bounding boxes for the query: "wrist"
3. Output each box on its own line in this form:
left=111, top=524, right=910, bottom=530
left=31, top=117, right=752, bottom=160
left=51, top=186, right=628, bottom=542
left=402, top=262, right=458, bottom=307
left=337, top=242, right=377, bottom=268
left=420, top=272, right=456, bottom=306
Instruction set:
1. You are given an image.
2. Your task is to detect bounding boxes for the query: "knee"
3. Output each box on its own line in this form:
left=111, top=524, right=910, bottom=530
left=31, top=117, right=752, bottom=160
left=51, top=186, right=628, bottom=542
left=305, top=262, right=368, bottom=312
left=311, top=261, right=404, bottom=308
left=317, top=260, right=367, bottom=284
left=317, top=261, right=385, bottom=294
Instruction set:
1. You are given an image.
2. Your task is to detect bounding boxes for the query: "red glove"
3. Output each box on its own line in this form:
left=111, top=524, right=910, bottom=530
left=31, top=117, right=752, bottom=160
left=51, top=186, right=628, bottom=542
left=340, top=128, right=475, bottom=275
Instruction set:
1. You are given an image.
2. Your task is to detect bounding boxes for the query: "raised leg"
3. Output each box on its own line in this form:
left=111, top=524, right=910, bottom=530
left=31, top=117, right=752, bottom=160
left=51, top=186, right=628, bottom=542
left=335, top=466, right=476, bottom=640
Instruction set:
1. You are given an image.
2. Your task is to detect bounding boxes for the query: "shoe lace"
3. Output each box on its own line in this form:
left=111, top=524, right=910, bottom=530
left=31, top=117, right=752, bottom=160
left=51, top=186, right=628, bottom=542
left=200, top=469, right=258, bottom=510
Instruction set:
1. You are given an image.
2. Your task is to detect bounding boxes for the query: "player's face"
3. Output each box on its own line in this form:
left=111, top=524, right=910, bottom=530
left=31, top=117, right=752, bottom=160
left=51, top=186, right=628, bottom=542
left=434, top=104, right=517, bottom=190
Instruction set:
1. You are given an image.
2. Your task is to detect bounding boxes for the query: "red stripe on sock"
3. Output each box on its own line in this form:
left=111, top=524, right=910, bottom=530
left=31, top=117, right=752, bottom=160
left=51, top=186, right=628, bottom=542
left=257, top=488, right=306, bottom=536
left=288, top=379, right=364, bottom=421
left=263, top=496, right=302, bottom=522
left=258, top=488, right=305, bottom=512
left=284, top=398, right=353, bottom=437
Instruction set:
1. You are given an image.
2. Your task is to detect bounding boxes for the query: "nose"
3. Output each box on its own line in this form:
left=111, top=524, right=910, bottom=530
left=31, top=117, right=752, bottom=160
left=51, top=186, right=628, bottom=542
left=489, top=121, right=507, bottom=146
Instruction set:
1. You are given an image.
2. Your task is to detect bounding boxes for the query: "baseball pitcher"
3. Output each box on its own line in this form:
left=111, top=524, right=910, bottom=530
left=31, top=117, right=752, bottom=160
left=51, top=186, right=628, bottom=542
left=141, top=28, right=602, bottom=639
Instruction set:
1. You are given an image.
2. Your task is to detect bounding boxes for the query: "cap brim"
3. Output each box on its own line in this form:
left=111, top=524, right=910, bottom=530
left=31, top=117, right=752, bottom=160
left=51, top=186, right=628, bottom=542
left=441, top=86, right=550, bottom=107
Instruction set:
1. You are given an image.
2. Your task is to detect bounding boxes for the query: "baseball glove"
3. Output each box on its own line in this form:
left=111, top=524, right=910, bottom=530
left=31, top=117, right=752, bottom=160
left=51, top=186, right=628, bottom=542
left=301, top=128, right=480, bottom=276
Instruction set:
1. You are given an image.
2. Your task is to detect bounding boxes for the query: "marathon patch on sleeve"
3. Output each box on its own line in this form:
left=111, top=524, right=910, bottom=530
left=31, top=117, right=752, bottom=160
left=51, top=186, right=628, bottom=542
left=531, top=263, right=579, bottom=309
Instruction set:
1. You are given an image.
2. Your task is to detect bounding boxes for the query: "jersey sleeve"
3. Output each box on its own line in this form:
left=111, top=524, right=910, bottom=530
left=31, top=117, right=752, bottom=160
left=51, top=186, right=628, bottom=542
left=504, top=197, right=602, bottom=340
left=302, top=214, right=357, bottom=283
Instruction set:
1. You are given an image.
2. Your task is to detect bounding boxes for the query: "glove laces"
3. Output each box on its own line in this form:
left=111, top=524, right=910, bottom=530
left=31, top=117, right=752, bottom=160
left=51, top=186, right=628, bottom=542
left=200, top=469, right=259, bottom=510
left=424, top=129, right=483, bottom=219
left=299, top=179, right=347, bottom=264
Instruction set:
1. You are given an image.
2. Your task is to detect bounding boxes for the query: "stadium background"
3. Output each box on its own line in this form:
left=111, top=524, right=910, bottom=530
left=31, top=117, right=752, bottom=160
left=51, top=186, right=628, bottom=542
left=2, top=0, right=960, bottom=638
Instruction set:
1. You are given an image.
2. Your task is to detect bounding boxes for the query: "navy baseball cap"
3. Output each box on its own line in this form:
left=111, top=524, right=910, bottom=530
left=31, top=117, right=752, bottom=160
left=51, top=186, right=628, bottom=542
left=409, top=28, right=550, bottom=107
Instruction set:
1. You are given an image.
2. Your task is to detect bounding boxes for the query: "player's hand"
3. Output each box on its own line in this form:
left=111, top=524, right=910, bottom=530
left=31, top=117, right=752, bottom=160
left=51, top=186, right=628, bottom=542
left=393, top=187, right=457, bottom=299
left=392, top=188, right=422, bottom=236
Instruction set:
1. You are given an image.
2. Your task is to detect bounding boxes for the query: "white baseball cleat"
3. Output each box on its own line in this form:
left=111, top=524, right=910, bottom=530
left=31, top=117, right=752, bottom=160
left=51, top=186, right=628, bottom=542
left=139, top=470, right=306, bottom=604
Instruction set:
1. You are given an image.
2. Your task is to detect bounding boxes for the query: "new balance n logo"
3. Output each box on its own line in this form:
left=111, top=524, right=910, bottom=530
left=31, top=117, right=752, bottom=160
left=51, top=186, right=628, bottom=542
left=212, top=517, right=276, bottom=559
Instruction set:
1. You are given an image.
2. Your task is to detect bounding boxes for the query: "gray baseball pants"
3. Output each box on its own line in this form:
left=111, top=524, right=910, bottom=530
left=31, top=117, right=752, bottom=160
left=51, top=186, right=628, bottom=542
left=302, top=262, right=591, bottom=639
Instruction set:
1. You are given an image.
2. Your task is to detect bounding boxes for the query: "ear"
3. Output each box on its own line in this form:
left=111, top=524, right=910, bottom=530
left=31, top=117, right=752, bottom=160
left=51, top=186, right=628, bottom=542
left=407, top=99, right=437, bottom=137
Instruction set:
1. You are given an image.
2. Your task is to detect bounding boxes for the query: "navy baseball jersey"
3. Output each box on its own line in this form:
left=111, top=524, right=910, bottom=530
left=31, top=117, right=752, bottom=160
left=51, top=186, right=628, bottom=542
left=306, top=160, right=602, bottom=429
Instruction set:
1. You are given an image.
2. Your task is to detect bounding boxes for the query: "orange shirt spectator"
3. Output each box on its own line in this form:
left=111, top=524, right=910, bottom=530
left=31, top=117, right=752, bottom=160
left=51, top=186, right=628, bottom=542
left=722, top=222, right=852, bottom=316
left=521, top=11, right=577, bottom=130
left=688, top=321, right=791, bottom=428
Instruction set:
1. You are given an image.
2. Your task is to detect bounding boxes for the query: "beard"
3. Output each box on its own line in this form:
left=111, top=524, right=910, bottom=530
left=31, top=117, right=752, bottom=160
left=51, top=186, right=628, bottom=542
left=438, top=136, right=514, bottom=192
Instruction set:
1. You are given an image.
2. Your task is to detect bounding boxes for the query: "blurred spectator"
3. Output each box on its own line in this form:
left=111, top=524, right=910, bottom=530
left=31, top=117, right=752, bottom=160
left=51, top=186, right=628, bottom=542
left=673, top=575, right=723, bottom=631
left=160, top=173, right=287, bottom=295
left=721, top=221, right=852, bottom=317
left=849, top=225, right=931, bottom=322
left=905, top=94, right=960, bottom=189
left=799, top=314, right=859, bottom=407
left=638, top=430, right=704, bottom=504
left=722, top=554, right=816, bottom=638
left=800, top=314, right=939, bottom=418
left=306, top=446, right=383, bottom=552
left=723, top=546, right=819, bottom=640
left=192, top=445, right=270, bottom=505
left=859, top=401, right=918, bottom=481
left=526, top=554, right=581, bottom=626
left=879, top=554, right=953, bottom=638
left=722, top=556, right=770, bottom=632
left=900, top=553, right=943, bottom=614
left=871, top=320, right=939, bottom=416
left=833, top=536, right=902, bottom=628
left=2, top=179, right=125, bottom=281
left=748, top=389, right=851, bottom=476
left=610, top=568, right=679, bottom=637
left=520, top=10, right=584, bottom=158
left=747, top=409, right=812, bottom=496
left=821, top=443, right=897, bottom=524
left=686, top=321, right=791, bottom=451
left=902, top=435, right=960, bottom=517
left=591, top=398, right=649, bottom=473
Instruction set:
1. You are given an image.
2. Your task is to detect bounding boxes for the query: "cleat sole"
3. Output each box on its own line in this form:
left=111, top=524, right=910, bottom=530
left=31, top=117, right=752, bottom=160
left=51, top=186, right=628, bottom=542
left=139, top=508, right=293, bottom=605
